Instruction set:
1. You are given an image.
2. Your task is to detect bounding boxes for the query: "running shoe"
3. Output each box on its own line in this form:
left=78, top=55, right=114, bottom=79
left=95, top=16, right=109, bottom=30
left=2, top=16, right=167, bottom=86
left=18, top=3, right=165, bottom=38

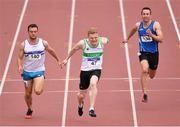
left=78, top=101, right=84, bottom=116
left=89, top=109, right=96, bottom=117
left=25, top=108, right=33, bottom=119
left=142, top=94, right=148, bottom=103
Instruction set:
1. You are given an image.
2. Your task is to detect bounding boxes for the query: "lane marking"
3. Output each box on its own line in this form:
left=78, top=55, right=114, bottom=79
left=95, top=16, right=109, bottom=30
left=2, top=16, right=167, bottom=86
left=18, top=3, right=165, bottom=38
left=2, top=77, right=180, bottom=82
left=0, top=0, right=29, bottom=96
left=2, top=89, right=180, bottom=94
left=61, top=0, right=76, bottom=126
left=119, top=0, right=138, bottom=126
left=166, top=0, right=180, bottom=43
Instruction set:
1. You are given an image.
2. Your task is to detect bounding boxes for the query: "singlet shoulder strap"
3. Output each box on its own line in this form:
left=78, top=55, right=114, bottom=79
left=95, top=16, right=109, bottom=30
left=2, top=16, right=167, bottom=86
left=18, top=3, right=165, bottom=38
left=83, top=38, right=88, bottom=50
left=138, top=22, right=143, bottom=31
left=98, top=37, right=103, bottom=47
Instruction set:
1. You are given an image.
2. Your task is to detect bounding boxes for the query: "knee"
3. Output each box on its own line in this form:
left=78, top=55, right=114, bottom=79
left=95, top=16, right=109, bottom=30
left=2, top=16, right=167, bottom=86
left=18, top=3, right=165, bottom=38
left=142, top=69, right=149, bottom=75
left=90, top=83, right=97, bottom=91
left=25, top=92, right=32, bottom=99
left=35, top=90, right=43, bottom=95
left=149, top=74, right=155, bottom=79
left=77, top=93, right=85, bottom=99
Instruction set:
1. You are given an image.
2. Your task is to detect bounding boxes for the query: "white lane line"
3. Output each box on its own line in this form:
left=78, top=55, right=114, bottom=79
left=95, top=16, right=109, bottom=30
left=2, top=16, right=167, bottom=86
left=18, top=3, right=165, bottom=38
left=2, top=77, right=180, bottom=82
left=2, top=89, right=180, bottom=94
left=61, top=0, right=76, bottom=126
left=166, top=0, right=180, bottom=43
left=0, top=0, right=29, bottom=96
left=119, top=0, right=138, bottom=126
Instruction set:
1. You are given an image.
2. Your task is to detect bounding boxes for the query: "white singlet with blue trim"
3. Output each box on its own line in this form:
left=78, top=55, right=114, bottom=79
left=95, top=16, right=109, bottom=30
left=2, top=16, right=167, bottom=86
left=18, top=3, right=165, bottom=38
left=23, top=38, right=45, bottom=72
left=80, top=37, right=104, bottom=71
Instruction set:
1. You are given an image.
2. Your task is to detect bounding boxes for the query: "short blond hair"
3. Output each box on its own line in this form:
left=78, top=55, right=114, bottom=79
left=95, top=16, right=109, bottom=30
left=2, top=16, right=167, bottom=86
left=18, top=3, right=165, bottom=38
left=88, top=27, right=98, bottom=36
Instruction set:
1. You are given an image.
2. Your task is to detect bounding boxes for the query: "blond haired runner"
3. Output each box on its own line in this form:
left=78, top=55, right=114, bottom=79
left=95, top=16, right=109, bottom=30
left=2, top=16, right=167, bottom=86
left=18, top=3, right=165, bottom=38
left=18, top=24, right=61, bottom=119
left=61, top=27, right=109, bottom=117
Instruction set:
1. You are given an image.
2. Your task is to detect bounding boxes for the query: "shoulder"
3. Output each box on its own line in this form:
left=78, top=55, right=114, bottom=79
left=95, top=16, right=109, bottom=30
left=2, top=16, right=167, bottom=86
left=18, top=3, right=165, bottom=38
left=77, top=39, right=84, bottom=46
left=135, top=22, right=141, bottom=27
left=100, top=37, right=109, bottom=44
left=19, top=41, right=25, bottom=50
left=153, top=21, right=162, bottom=30
left=135, top=22, right=141, bottom=30
left=154, top=21, right=161, bottom=27
left=41, top=39, right=49, bottom=47
left=73, top=39, right=84, bottom=49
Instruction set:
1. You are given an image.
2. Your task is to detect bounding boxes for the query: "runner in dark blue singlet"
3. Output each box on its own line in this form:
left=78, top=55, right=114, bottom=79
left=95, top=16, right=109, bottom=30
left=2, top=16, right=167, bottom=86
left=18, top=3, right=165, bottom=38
left=122, top=7, right=163, bottom=102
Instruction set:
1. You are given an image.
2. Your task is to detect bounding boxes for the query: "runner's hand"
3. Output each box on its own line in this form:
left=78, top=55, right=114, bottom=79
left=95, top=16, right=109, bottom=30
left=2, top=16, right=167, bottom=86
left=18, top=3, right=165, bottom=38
left=58, top=61, right=62, bottom=68
left=146, top=29, right=153, bottom=37
left=122, top=39, right=128, bottom=43
left=60, top=59, right=68, bottom=68
left=18, top=66, right=23, bottom=74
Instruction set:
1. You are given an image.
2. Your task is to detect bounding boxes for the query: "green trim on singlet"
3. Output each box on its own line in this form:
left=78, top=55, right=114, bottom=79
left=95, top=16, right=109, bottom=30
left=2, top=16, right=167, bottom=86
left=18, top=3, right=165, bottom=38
left=82, top=37, right=103, bottom=58
left=85, top=37, right=101, bottom=48
left=99, top=37, right=103, bottom=47
left=83, top=52, right=103, bottom=58
left=83, top=39, right=86, bottom=50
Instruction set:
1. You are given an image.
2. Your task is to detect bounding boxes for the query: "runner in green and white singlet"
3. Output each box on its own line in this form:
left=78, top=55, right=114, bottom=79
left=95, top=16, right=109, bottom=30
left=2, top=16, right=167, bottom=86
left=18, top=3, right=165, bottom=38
left=81, top=37, right=104, bottom=71
left=61, top=27, right=109, bottom=117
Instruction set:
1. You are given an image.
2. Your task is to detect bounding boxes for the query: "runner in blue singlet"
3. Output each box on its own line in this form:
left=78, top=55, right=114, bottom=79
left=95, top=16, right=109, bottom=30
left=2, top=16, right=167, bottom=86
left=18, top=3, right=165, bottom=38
left=122, top=7, right=163, bottom=102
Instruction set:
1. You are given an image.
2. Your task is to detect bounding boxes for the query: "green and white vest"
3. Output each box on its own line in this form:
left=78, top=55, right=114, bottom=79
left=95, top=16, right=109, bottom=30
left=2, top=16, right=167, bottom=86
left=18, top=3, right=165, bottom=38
left=80, top=37, right=104, bottom=71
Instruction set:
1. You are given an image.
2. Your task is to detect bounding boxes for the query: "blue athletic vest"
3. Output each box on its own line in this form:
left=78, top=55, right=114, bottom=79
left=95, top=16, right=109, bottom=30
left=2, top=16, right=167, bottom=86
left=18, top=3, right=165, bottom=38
left=138, top=20, right=158, bottom=53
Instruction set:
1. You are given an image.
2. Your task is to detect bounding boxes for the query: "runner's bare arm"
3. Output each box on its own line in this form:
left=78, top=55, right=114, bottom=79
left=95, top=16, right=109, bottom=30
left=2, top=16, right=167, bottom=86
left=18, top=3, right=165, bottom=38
left=122, top=22, right=140, bottom=43
left=17, top=42, right=24, bottom=73
left=61, top=40, right=84, bottom=67
left=147, top=21, right=163, bottom=43
left=102, top=37, right=109, bottom=44
left=65, top=40, right=83, bottom=61
left=43, top=40, right=61, bottom=63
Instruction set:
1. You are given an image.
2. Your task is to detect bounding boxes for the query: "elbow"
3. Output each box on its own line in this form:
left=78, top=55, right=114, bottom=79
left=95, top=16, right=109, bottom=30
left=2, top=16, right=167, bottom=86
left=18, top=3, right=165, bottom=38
left=159, top=37, right=163, bottom=43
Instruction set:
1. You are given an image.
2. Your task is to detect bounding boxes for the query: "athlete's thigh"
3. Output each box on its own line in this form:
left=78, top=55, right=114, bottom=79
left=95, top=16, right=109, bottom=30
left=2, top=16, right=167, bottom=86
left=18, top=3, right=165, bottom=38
left=90, top=75, right=99, bottom=85
left=90, top=70, right=101, bottom=86
left=140, top=59, right=149, bottom=72
left=33, top=76, right=45, bottom=92
left=139, top=52, right=150, bottom=71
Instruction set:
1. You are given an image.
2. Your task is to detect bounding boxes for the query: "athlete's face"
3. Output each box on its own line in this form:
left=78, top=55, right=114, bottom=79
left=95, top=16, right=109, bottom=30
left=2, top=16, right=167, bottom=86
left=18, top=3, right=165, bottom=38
left=141, top=9, right=151, bottom=23
left=28, top=27, right=38, bottom=40
left=88, top=33, right=99, bottom=46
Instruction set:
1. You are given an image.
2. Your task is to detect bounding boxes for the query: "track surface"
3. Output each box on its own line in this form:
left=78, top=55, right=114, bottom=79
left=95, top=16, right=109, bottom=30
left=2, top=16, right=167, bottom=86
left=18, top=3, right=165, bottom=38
left=0, top=0, right=180, bottom=126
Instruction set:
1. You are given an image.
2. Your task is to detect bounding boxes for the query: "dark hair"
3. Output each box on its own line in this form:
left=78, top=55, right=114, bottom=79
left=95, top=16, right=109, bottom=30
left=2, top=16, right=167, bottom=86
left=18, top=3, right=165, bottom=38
left=141, top=7, right=152, bottom=15
left=28, top=24, right=38, bottom=31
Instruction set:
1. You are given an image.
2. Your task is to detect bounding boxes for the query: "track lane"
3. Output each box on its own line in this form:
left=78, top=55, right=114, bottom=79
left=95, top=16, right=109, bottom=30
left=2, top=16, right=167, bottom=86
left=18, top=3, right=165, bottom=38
left=123, top=0, right=180, bottom=125
left=170, top=0, right=180, bottom=43
left=0, top=0, right=71, bottom=126
left=0, top=0, right=24, bottom=79
left=66, top=0, right=133, bottom=126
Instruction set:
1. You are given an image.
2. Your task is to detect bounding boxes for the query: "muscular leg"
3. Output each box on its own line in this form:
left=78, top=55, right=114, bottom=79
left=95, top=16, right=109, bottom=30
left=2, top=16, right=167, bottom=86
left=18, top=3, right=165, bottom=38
left=33, top=76, right=44, bottom=95
left=140, top=60, right=149, bottom=94
left=77, top=90, right=87, bottom=106
left=89, top=75, right=98, bottom=109
left=24, top=80, right=33, bottom=109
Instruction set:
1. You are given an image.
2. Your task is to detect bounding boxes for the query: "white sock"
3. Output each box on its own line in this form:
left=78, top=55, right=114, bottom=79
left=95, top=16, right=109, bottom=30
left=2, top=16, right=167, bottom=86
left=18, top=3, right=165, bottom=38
left=79, top=103, right=83, bottom=108
left=89, top=107, right=94, bottom=111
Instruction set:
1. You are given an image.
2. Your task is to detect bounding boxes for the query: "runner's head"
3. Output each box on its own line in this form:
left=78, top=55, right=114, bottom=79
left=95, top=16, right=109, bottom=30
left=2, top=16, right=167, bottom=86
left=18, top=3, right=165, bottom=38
left=88, top=27, right=99, bottom=46
left=141, top=7, right=152, bottom=23
left=28, top=24, right=38, bottom=40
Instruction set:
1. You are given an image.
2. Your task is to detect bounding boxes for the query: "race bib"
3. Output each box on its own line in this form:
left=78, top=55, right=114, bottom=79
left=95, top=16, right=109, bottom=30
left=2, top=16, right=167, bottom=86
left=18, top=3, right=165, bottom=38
left=87, top=58, right=100, bottom=65
left=28, top=54, right=41, bottom=60
left=141, top=35, right=153, bottom=42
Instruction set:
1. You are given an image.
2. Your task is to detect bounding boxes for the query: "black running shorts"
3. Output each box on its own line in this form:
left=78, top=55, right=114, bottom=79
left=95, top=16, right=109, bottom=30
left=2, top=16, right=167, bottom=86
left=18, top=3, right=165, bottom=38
left=139, top=51, right=159, bottom=70
left=79, top=69, right=101, bottom=90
